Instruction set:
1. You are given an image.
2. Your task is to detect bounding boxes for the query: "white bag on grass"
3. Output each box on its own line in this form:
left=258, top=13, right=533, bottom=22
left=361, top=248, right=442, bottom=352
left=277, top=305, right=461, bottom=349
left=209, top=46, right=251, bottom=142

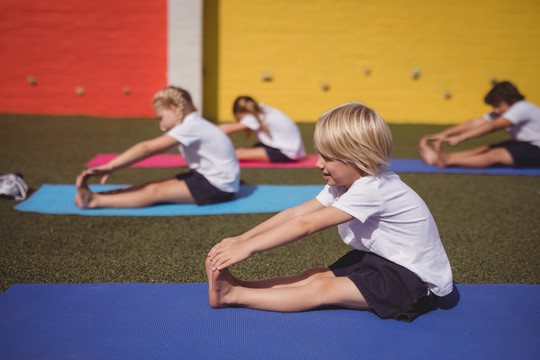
left=0, top=173, right=28, bottom=200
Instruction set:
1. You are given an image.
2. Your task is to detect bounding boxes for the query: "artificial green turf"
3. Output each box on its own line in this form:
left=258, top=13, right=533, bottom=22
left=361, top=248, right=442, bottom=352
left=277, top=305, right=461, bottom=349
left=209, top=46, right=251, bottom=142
left=0, top=114, right=538, bottom=293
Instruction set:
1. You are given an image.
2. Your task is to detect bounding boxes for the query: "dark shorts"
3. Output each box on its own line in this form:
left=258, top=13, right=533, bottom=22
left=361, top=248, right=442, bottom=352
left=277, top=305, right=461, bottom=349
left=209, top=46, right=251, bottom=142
left=253, top=143, right=294, bottom=163
left=175, top=171, right=235, bottom=206
left=489, top=140, right=540, bottom=167
left=329, top=250, right=438, bottom=322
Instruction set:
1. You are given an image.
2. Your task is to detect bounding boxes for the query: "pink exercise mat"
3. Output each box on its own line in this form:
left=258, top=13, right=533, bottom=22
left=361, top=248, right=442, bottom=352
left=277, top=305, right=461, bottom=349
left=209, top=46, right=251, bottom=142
left=85, top=154, right=318, bottom=168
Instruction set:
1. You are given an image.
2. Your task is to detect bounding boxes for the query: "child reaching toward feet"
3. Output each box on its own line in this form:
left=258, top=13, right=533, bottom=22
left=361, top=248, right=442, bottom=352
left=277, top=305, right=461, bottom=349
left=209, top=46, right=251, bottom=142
left=418, top=81, right=540, bottom=168
left=74, top=86, right=240, bottom=209
left=219, top=96, right=306, bottom=162
left=207, top=102, right=453, bottom=322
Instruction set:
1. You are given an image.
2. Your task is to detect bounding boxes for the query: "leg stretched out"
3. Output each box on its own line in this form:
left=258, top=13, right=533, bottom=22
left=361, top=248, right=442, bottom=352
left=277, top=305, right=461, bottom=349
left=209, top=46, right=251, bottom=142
left=205, top=257, right=369, bottom=312
left=440, top=147, right=513, bottom=168
left=74, top=173, right=194, bottom=209
left=234, top=147, right=270, bottom=162
left=235, top=267, right=335, bottom=289
left=419, top=139, right=513, bottom=168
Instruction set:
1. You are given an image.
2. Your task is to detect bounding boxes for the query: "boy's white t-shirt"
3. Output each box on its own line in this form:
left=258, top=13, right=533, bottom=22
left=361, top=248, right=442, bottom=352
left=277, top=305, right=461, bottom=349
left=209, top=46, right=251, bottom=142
left=484, top=100, right=540, bottom=147
left=166, top=112, right=240, bottom=193
left=240, top=104, right=306, bottom=160
left=316, top=171, right=453, bottom=297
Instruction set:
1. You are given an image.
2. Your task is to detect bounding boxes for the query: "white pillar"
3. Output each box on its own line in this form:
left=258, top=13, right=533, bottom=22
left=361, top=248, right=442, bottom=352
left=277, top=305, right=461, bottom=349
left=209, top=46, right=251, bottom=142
left=168, top=0, right=203, bottom=111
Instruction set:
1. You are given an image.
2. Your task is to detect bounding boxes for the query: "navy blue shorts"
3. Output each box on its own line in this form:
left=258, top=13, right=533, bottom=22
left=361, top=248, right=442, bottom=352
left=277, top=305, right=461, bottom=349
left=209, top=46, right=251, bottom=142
left=329, top=250, right=438, bottom=322
left=175, top=171, right=235, bottom=206
left=489, top=140, right=540, bottom=167
left=253, top=143, right=294, bottom=163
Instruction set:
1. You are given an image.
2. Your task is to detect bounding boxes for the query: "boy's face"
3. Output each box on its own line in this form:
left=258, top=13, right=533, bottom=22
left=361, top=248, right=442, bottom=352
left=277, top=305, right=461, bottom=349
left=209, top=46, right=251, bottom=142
left=155, top=105, right=178, bottom=132
left=492, top=101, right=510, bottom=116
left=316, top=155, right=363, bottom=189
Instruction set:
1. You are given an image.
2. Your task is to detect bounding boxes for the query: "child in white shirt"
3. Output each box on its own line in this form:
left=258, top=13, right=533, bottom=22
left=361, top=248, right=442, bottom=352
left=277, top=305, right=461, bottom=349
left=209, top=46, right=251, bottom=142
left=419, top=81, right=540, bottom=168
left=74, top=86, right=239, bottom=208
left=207, top=102, right=453, bottom=322
left=220, top=96, right=306, bottom=162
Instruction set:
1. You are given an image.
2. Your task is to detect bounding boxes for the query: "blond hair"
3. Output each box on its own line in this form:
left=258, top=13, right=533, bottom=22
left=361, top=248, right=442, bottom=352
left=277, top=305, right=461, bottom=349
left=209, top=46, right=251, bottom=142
left=314, top=102, right=393, bottom=176
left=152, top=86, right=196, bottom=123
left=233, top=96, right=271, bottom=138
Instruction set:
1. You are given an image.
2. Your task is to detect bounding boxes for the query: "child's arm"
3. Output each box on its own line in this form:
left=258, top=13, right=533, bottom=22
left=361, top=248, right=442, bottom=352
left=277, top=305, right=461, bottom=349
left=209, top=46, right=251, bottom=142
left=422, top=117, right=486, bottom=150
left=208, top=198, right=323, bottom=259
left=83, top=135, right=178, bottom=184
left=219, top=122, right=249, bottom=135
left=209, top=203, right=354, bottom=271
left=443, top=116, right=512, bottom=146
left=236, top=198, right=324, bottom=240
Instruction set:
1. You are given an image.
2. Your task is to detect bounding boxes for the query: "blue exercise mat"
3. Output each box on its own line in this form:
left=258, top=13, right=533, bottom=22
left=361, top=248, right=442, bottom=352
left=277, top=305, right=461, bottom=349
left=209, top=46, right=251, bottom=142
left=389, top=159, right=540, bottom=175
left=0, top=283, right=538, bottom=360
left=14, top=184, right=324, bottom=216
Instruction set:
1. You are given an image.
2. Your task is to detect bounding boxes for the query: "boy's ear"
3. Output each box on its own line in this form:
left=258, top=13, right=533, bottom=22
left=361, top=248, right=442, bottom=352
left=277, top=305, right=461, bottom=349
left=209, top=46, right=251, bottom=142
left=170, top=105, right=181, bottom=117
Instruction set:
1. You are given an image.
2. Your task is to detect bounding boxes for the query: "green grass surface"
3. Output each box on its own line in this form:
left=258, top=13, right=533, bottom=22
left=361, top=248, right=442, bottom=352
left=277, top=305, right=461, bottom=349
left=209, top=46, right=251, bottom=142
left=0, top=114, right=538, bottom=293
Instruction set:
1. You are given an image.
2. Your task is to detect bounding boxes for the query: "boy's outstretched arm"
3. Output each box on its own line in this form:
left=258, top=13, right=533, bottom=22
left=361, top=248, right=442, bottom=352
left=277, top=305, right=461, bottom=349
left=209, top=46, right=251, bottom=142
left=209, top=204, right=354, bottom=270
left=208, top=198, right=323, bottom=258
left=421, top=117, right=486, bottom=150
left=443, top=116, right=512, bottom=146
left=235, top=198, right=324, bottom=240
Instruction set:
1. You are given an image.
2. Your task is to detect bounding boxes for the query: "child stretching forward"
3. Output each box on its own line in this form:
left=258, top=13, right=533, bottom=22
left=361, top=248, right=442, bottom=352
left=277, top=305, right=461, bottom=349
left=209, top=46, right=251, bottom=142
left=219, top=96, right=306, bottom=162
left=418, top=81, right=540, bottom=168
left=207, top=102, right=453, bottom=322
left=75, top=86, right=239, bottom=209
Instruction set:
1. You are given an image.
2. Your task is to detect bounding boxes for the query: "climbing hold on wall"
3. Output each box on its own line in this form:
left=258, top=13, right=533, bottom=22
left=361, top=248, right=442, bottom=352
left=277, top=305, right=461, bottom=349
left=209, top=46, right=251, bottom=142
left=27, top=76, right=37, bottom=86
left=490, top=78, right=499, bottom=86
left=261, top=73, right=273, bottom=82
left=412, top=69, right=421, bottom=80
left=444, top=91, right=453, bottom=100
left=320, top=83, right=330, bottom=92
left=364, top=67, right=372, bottom=76
left=123, top=86, right=131, bottom=95
left=75, top=86, right=85, bottom=96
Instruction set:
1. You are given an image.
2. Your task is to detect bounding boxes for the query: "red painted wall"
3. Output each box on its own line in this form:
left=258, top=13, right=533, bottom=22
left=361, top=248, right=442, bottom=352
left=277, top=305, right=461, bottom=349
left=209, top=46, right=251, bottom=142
left=0, top=0, right=167, bottom=117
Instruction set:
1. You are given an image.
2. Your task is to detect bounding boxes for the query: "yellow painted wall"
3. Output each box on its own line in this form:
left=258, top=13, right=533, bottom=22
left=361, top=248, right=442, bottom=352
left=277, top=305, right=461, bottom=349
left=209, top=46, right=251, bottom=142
left=203, top=0, right=540, bottom=124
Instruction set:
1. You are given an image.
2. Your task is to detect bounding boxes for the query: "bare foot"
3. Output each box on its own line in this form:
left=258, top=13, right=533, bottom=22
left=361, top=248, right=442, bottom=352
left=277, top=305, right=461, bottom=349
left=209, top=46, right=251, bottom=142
left=205, top=257, right=237, bottom=308
left=418, top=138, right=440, bottom=166
left=435, top=152, right=449, bottom=168
left=74, top=173, right=95, bottom=209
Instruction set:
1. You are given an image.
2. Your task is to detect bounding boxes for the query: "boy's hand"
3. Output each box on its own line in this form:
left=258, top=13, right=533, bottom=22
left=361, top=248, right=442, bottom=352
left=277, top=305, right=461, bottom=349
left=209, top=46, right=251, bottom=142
left=208, top=236, right=241, bottom=258
left=208, top=237, right=252, bottom=271
left=421, top=134, right=445, bottom=151
left=443, top=135, right=461, bottom=147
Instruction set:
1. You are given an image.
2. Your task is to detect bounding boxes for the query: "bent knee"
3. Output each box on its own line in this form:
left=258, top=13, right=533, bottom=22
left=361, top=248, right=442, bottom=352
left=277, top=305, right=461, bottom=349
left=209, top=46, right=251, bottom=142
left=235, top=147, right=269, bottom=161
left=306, top=277, right=368, bottom=309
left=235, top=148, right=253, bottom=157
left=235, top=147, right=248, bottom=152
left=306, top=277, right=338, bottom=294
left=139, top=179, right=187, bottom=202
left=488, top=147, right=514, bottom=165
left=140, top=182, right=163, bottom=198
